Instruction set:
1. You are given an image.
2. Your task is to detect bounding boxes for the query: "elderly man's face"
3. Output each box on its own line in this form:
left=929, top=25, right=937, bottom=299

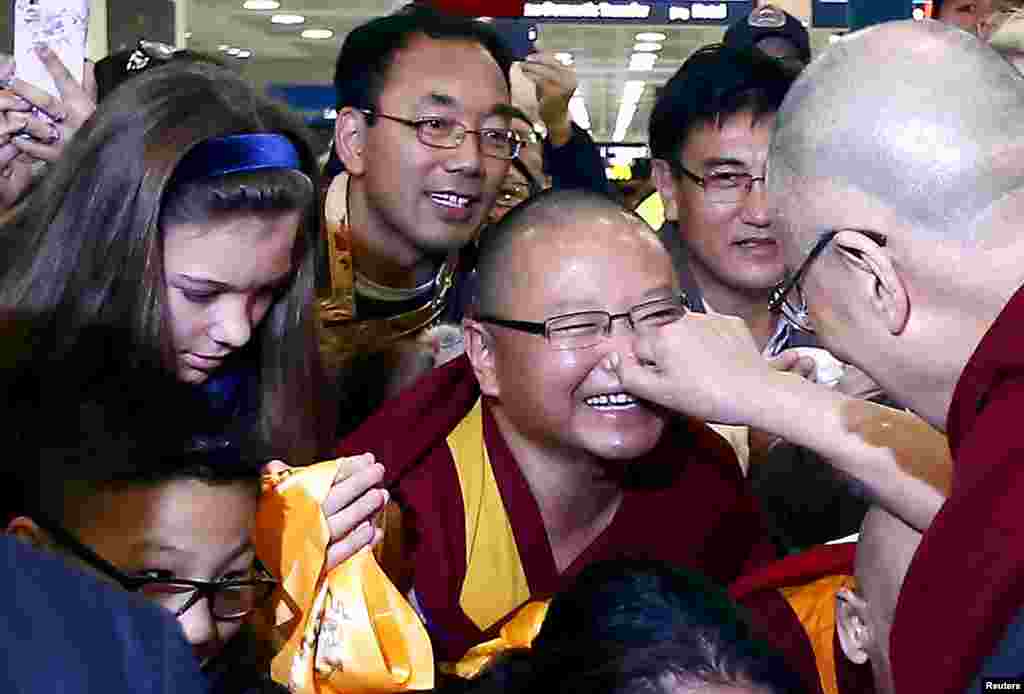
left=485, top=215, right=676, bottom=461
left=772, top=175, right=898, bottom=365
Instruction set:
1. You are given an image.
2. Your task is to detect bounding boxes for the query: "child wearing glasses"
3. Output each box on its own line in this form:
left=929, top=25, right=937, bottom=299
left=5, top=363, right=284, bottom=694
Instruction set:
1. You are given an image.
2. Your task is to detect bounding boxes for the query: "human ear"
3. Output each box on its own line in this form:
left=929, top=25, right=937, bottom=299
left=336, top=107, right=368, bottom=177
left=836, top=587, right=873, bottom=665
left=464, top=319, right=500, bottom=398
left=652, top=158, right=681, bottom=222
left=6, top=516, right=52, bottom=550
left=833, top=230, right=909, bottom=336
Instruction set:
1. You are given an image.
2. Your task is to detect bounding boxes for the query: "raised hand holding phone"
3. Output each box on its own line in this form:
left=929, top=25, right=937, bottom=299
left=13, top=0, right=89, bottom=98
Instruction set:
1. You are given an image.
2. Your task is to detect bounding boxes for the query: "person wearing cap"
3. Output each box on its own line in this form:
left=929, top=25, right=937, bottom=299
left=724, top=4, right=813, bottom=70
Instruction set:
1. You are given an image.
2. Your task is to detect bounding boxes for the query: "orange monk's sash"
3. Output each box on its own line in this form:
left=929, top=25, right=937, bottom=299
left=781, top=574, right=856, bottom=694
left=253, top=460, right=434, bottom=693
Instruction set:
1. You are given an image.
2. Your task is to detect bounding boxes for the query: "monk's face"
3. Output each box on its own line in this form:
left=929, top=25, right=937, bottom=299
left=486, top=214, right=677, bottom=461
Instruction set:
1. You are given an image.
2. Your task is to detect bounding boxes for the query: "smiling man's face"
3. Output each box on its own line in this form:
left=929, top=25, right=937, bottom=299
left=358, top=34, right=511, bottom=256
left=661, top=110, right=783, bottom=303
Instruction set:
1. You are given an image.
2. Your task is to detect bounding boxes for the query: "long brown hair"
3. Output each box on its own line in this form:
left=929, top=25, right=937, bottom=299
left=0, top=63, right=334, bottom=465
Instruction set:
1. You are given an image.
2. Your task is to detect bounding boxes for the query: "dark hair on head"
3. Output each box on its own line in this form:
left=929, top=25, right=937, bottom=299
left=333, top=3, right=514, bottom=117
left=474, top=188, right=654, bottom=315
left=5, top=347, right=266, bottom=530
left=94, top=46, right=230, bottom=102
left=648, top=43, right=796, bottom=168
left=0, top=62, right=334, bottom=466
left=446, top=560, right=806, bottom=694
left=933, top=0, right=947, bottom=18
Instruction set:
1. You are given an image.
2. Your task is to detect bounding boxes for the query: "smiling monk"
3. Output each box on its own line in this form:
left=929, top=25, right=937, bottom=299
left=337, top=189, right=776, bottom=663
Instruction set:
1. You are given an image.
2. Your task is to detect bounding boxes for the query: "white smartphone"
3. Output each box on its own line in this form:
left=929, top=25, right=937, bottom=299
left=13, top=0, right=89, bottom=98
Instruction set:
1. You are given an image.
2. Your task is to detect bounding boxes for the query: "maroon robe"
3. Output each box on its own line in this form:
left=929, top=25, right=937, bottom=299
left=891, top=284, right=1024, bottom=693
left=337, top=355, right=776, bottom=661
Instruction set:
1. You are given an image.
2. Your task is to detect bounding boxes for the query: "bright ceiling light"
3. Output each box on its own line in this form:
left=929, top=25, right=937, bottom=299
left=635, top=32, right=666, bottom=42
left=217, top=44, right=230, bottom=51
left=301, top=28, right=334, bottom=39
left=633, top=42, right=662, bottom=52
left=271, top=13, right=305, bottom=24
left=628, top=52, right=657, bottom=71
left=243, top=0, right=280, bottom=9
left=226, top=47, right=241, bottom=56
left=622, top=80, right=646, bottom=104
left=237, top=49, right=253, bottom=58
left=568, top=95, right=590, bottom=130
left=554, top=52, right=573, bottom=65
left=612, top=81, right=646, bottom=143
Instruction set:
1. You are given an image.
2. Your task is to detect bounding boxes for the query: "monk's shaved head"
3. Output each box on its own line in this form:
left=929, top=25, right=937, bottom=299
left=475, top=189, right=665, bottom=315
left=772, top=20, right=1024, bottom=241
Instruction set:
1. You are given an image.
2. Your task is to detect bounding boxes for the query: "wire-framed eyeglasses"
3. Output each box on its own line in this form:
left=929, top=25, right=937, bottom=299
left=770, top=229, right=888, bottom=334
left=32, top=515, right=277, bottom=620
left=673, top=162, right=767, bottom=204
left=478, top=294, right=688, bottom=350
left=360, top=109, right=521, bottom=160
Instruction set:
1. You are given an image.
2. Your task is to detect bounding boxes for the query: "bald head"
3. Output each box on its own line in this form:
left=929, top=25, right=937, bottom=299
left=772, top=20, right=1024, bottom=240
left=475, top=189, right=664, bottom=315
left=855, top=506, right=922, bottom=624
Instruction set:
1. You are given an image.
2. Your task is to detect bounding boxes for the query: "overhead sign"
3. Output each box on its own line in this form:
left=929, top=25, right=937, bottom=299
left=813, top=0, right=921, bottom=28
left=522, top=1, right=754, bottom=24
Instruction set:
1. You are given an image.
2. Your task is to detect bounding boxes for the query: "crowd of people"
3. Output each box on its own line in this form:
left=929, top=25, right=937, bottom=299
left=2, top=1, right=1024, bottom=693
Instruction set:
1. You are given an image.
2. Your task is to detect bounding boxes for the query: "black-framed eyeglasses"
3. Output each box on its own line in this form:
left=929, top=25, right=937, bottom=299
left=478, top=294, right=688, bottom=350
left=673, top=163, right=767, bottom=204
left=32, top=515, right=277, bottom=620
left=126, top=39, right=177, bottom=73
left=769, top=229, right=888, bottom=334
left=360, top=110, right=522, bottom=161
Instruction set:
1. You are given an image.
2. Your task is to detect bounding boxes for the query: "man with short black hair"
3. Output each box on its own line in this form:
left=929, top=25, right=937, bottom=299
left=322, top=5, right=517, bottom=429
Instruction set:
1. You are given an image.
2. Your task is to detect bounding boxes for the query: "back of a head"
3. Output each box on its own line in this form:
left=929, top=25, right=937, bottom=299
left=452, top=560, right=805, bottom=694
left=8, top=351, right=265, bottom=530
left=649, top=43, right=796, bottom=165
left=474, top=188, right=655, bottom=316
left=772, top=19, right=1024, bottom=241
left=333, top=3, right=514, bottom=112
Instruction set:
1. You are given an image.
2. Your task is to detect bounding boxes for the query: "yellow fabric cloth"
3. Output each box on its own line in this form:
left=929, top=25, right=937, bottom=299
left=253, top=460, right=434, bottom=693
left=635, top=191, right=665, bottom=230
left=781, top=574, right=856, bottom=694
left=446, top=600, right=550, bottom=679
left=448, top=399, right=532, bottom=632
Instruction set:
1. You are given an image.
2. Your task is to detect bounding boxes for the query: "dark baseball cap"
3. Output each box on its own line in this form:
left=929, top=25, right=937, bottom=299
left=724, top=4, right=812, bottom=65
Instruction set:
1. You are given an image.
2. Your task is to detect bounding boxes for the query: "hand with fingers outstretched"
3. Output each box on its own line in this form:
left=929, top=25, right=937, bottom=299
left=263, top=452, right=390, bottom=572
left=0, top=44, right=96, bottom=211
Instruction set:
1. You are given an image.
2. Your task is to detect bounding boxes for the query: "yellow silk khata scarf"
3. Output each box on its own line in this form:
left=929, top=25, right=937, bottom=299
left=253, top=460, right=434, bottom=693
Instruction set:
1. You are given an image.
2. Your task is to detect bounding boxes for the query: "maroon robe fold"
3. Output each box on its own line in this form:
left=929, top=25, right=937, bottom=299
left=891, top=284, right=1024, bottom=693
left=337, top=355, right=776, bottom=661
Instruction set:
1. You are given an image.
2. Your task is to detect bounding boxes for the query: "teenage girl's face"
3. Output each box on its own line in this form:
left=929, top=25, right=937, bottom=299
left=73, top=479, right=260, bottom=667
left=163, top=210, right=300, bottom=384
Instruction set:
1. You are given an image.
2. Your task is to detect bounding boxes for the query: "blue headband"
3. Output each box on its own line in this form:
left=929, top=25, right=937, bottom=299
left=169, top=133, right=304, bottom=189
